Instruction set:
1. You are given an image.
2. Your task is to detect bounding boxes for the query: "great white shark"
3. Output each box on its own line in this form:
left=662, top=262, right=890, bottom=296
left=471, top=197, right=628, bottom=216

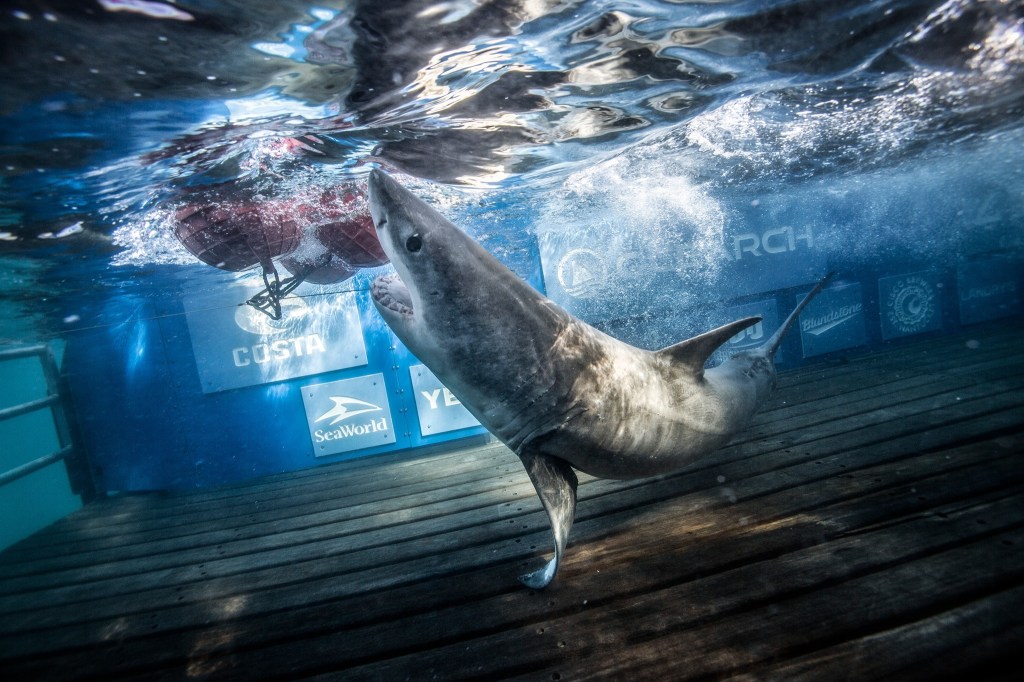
left=367, top=169, right=833, bottom=589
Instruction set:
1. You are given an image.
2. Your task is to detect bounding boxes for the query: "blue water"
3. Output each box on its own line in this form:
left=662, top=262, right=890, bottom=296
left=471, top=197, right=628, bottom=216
left=0, top=0, right=1022, bottom=492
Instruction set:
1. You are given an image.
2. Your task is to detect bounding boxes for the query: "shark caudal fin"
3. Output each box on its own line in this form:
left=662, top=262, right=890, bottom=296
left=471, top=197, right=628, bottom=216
left=764, top=272, right=836, bottom=358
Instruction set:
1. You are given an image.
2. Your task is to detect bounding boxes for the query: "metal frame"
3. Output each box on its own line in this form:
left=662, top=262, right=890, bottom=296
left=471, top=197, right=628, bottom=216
left=0, top=344, right=97, bottom=501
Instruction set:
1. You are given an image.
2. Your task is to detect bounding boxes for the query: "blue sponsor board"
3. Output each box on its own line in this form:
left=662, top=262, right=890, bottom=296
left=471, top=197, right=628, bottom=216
left=709, top=298, right=780, bottom=366
left=957, top=259, right=1022, bottom=325
left=798, top=281, right=867, bottom=357
left=718, top=222, right=827, bottom=298
left=878, top=271, right=943, bottom=340
left=183, top=283, right=367, bottom=393
left=301, top=373, right=397, bottom=457
left=409, top=364, right=481, bottom=436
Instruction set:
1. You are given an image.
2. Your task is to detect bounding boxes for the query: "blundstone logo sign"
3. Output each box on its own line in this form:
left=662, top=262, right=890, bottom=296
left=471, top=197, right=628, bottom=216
left=801, top=304, right=863, bottom=336
left=184, top=286, right=367, bottom=394
left=301, top=374, right=396, bottom=456
left=409, top=364, right=481, bottom=436
left=879, top=272, right=942, bottom=340
left=798, top=282, right=866, bottom=357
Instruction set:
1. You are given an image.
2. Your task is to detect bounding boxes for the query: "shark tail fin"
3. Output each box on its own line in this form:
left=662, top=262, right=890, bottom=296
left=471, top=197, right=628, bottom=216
left=764, top=272, right=836, bottom=358
left=656, top=316, right=763, bottom=378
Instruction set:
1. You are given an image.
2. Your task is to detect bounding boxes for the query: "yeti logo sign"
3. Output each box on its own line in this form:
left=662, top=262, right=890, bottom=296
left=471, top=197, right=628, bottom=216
left=879, top=272, right=943, bottom=340
left=798, top=281, right=867, bottom=357
left=301, top=374, right=396, bottom=456
left=409, top=364, right=481, bottom=436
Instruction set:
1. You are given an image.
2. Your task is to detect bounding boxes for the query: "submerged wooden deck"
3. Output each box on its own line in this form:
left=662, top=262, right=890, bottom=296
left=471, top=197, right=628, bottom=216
left=1, top=322, right=1022, bottom=680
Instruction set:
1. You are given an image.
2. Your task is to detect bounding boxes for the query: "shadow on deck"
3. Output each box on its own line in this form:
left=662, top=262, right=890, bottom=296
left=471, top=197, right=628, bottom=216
left=1, top=321, right=1022, bottom=680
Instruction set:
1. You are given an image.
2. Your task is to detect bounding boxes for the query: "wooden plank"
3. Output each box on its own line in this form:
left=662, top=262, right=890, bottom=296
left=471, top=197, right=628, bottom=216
left=161, top=490, right=1024, bottom=681
left=0, top=324, right=1020, bottom=681
left=5, top=343, right=1020, bottom=573
left=2, top=366, right=1015, bottom=614
left=1, top=438, right=1019, bottom=674
left=730, top=586, right=1024, bottom=681
left=570, top=528, right=1024, bottom=681
left=1, top=375, right=1019, bottom=612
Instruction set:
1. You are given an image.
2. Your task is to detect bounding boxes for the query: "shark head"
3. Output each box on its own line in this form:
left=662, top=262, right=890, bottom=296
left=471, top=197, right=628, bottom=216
left=370, top=169, right=501, bottom=368
left=367, top=169, right=476, bottom=359
left=366, top=169, right=567, bottom=406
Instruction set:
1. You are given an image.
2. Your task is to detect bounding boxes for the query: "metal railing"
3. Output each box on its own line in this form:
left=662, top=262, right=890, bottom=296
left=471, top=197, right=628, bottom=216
left=0, top=344, right=96, bottom=501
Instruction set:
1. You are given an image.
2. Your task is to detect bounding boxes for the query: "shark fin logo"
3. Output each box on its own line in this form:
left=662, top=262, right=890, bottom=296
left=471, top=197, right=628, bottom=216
left=315, top=396, right=383, bottom=425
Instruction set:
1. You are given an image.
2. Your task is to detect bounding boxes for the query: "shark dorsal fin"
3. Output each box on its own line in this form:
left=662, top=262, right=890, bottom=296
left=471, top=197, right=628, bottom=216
left=656, top=316, right=763, bottom=377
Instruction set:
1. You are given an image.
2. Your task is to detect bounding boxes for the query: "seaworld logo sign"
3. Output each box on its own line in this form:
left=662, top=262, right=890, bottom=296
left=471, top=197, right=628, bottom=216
left=301, top=374, right=397, bottom=456
left=313, top=396, right=389, bottom=443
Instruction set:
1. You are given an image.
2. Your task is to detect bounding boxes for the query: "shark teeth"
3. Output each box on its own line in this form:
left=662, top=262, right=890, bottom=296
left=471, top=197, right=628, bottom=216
left=372, top=274, right=415, bottom=317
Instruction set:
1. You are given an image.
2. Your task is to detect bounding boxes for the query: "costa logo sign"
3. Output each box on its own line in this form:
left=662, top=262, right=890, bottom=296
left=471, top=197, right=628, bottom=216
left=301, top=374, right=396, bottom=456
left=230, top=301, right=327, bottom=368
left=184, top=286, right=367, bottom=394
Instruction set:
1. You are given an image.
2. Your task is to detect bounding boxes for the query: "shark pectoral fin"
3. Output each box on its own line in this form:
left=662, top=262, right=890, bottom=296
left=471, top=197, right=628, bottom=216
left=518, top=450, right=578, bottom=590
left=656, top=316, right=763, bottom=377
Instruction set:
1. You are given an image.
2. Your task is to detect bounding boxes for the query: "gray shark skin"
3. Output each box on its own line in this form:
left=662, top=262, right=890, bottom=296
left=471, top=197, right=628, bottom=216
left=367, top=168, right=833, bottom=589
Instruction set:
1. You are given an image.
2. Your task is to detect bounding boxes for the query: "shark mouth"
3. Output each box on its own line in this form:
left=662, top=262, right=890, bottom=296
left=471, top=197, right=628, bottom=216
left=372, top=273, right=415, bottom=317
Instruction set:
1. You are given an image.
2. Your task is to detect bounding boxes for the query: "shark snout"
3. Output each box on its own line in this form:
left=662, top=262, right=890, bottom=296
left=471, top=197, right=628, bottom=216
left=367, top=168, right=393, bottom=233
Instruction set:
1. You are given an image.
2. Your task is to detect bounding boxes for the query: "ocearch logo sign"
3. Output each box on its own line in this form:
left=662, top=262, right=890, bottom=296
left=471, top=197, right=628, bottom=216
left=301, top=374, right=396, bottom=456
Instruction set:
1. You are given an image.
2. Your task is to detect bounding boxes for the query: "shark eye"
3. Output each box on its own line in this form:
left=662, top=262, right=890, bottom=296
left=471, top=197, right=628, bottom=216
left=406, top=234, right=422, bottom=252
